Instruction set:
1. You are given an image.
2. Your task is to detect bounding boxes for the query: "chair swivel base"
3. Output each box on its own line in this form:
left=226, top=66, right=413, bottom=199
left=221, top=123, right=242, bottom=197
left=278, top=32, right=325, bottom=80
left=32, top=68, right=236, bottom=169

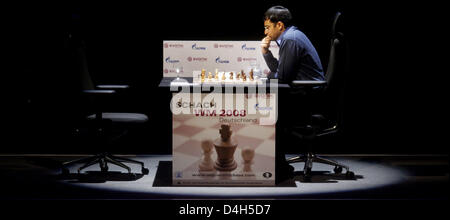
left=61, top=152, right=149, bottom=175
left=286, top=152, right=354, bottom=181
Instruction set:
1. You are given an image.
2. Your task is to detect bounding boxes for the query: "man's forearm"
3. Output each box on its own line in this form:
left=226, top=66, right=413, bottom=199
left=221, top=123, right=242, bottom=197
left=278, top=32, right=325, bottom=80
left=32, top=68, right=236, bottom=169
left=263, top=50, right=278, bottom=73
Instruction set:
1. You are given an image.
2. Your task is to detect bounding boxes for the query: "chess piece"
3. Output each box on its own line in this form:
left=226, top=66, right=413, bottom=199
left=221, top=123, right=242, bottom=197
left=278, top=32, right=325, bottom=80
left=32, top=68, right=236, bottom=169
left=208, top=72, right=212, bottom=80
left=229, top=72, right=234, bottom=80
left=221, top=72, right=226, bottom=81
left=199, top=140, right=215, bottom=171
left=241, top=70, right=247, bottom=81
left=249, top=69, right=254, bottom=81
left=213, top=124, right=238, bottom=171
left=214, top=70, right=219, bottom=80
left=201, top=69, right=206, bottom=82
left=236, top=72, right=240, bottom=79
left=241, top=147, right=255, bottom=172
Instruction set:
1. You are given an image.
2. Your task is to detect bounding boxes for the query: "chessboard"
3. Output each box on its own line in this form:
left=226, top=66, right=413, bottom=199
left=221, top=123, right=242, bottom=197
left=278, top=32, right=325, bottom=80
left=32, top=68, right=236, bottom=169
left=172, top=114, right=276, bottom=185
left=192, top=70, right=266, bottom=85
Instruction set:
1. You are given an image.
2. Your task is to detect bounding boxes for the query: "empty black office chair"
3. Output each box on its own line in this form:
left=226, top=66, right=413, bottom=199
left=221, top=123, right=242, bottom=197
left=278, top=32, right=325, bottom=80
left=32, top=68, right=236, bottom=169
left=286, top=12, right=354, bottom=181
left=61, top=22, right=149, bottom=175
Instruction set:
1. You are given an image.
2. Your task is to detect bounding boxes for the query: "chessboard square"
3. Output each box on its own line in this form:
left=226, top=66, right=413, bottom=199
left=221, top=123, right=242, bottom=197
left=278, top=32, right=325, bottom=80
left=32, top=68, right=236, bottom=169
left=173, top=139, right=204, bottom=157
left=184, top=117, right=220, bottom=128
left=173, top=121, right=182, bottom=129
left=173, top=125, right=204, bottom=137
left=269, top=132, right=276, bottom=140
left=173, top=134, right=189, bottom=149
left=234, top=135, right=264, bottom=150
left=251, top=154, right=275, bottom=171
left=235, top=125, right=275, bottom=139
left=254, top=139, right=276, bottom=157
left=183, top=160, right=201, bottom=173
left=173, top=153, right=199, bottom=172
left=191, top=128, right=219, bottom=142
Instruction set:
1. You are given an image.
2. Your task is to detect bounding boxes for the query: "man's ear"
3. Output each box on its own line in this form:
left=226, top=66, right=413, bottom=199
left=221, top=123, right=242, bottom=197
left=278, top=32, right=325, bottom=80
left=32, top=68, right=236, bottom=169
left=277, top=21, right=284, bottom=30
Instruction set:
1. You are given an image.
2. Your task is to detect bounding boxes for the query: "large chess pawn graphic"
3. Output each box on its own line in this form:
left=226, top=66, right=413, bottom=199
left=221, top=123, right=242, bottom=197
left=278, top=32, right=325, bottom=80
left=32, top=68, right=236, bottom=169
left=198, top=140, right=215, bottom=171
left=213, top=124, right=238, bottom=171
left=241, top=147, right=255, bottom=172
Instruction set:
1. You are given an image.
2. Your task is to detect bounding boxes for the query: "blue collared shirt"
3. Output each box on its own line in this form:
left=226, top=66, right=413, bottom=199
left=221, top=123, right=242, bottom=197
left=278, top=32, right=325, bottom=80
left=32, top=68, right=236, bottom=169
left=263, top=26, right=324, bottom=82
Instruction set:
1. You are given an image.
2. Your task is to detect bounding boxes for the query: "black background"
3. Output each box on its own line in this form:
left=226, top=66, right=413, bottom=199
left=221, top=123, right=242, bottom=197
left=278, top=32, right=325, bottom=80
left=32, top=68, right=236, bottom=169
left=4, top=0, right=447, bottom=154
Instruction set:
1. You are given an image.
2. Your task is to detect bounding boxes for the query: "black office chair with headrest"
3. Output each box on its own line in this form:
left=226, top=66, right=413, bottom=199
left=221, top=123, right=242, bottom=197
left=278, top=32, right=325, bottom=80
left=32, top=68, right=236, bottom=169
left=285, top=12, right=353, bottom=181
left=61, top=20, right=149, bottom=175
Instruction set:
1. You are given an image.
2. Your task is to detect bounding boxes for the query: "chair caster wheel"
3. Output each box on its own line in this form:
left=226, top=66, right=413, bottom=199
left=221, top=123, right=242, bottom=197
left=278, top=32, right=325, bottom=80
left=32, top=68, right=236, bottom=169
left=346, top=171, right=355, bottom=179
left=101, top=165, right=108, bottom=172
left=334, top=166, right=343, bottom=174
left=142, top=167, right=149, bottom=175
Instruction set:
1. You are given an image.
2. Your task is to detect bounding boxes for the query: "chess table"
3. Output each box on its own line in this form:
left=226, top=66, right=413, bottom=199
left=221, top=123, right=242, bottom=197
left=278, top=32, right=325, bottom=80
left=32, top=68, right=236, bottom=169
left=158, top=77, right=291, bottom=186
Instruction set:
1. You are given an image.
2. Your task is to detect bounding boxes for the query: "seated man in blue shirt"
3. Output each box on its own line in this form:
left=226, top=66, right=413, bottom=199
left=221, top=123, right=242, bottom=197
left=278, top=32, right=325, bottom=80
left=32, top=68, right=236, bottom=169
left=261, top=6, right=324, bottom=82
left=261, top=6, right=325, bottom=183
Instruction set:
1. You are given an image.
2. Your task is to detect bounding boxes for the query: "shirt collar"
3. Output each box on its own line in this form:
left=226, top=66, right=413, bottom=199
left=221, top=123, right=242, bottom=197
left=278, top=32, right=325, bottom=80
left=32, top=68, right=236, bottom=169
left=276, top=26, right=292, bottom=46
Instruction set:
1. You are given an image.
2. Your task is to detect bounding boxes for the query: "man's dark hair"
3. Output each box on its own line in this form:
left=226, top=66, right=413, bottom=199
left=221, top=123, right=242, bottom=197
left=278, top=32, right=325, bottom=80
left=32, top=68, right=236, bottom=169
left=264, top=6, right=292, bottom=27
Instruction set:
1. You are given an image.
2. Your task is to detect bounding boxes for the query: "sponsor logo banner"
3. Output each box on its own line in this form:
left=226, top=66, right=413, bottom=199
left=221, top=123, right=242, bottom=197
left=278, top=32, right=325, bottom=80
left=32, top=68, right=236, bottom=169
left=163, top=41, right=278, bottom=77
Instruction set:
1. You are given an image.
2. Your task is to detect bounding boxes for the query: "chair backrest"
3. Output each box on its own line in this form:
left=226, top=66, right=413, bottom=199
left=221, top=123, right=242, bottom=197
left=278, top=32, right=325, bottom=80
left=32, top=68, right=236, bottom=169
left=325, top=37, right=341, bottom=88
left=325, top=12, right=344, bottom=89
left=67, top=27, right=100, bottom=117
left=331, top=12, right=343, bottom=40
left=75, top=41, right=96, bottom=91
left=68, top=13, right=95, bottom=92
left=321, top=12, right=346, bottom=131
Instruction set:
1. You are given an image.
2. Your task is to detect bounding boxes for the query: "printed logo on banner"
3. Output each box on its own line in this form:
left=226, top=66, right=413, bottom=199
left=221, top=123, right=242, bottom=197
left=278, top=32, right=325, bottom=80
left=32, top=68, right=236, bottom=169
left=254, top=103, right=273, bottom=111
left=171, top=92, right=277, bottom=186
left=187, top=57, right=207, bottom=62
left=164, top=43, right=184, bottom=48
left=165, top=57, right=180, bottom=63
left=191, top=43, right=206, bottom=50
left=263, top=172, right=273, bottom=178
left=215, top=57, right=230, bottom=64
left=164, top=69, right=181, bottom=74
left=237, top=57, right=257, bottom=62
left=214, top=43, right=234, bottom=49
left=241, top=44, right=256, bottom=51
left=163, top=40, right=278, bottom=77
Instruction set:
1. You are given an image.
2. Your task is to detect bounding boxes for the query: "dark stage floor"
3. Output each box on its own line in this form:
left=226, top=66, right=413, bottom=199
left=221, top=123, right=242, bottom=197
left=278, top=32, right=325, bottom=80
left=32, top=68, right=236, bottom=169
left=0, top=154, right=447, bottom=200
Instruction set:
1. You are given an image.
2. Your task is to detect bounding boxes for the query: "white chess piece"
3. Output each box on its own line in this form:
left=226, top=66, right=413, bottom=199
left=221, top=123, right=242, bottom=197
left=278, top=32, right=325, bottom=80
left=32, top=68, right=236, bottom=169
left=199, top=139, right=215, bottom=171
left=241, top=147, right=255, bottom=172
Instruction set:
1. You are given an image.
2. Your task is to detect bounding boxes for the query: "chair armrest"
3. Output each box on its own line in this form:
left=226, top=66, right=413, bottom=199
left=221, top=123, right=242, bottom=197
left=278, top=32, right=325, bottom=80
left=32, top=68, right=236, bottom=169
left=82, top=89, right=116, bottom=95
left=96, top=84, right=130, bottom=90
left=316, top=125, right=338, bottom=137
left=291, top=80, right=327, bottom=87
